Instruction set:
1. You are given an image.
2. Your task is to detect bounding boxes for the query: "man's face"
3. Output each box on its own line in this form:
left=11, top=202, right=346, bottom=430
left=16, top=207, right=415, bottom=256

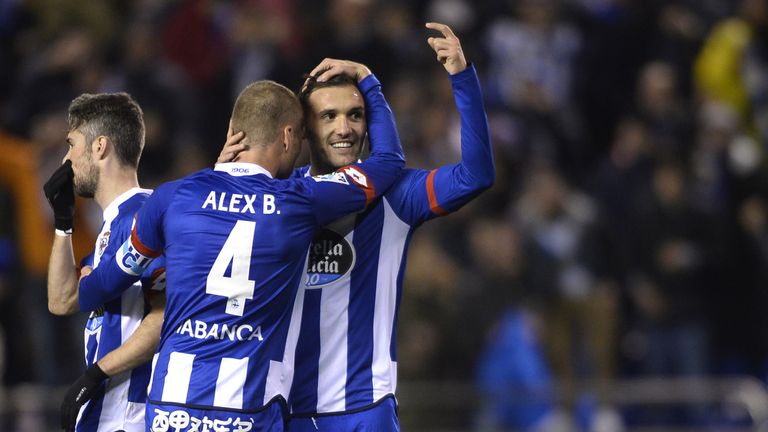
left=65, top=129, right=99, bottom=198
left=306, top=85, right=367, bottom=174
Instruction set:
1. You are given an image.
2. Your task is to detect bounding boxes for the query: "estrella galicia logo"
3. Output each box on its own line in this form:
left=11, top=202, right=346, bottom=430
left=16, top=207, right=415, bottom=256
left=306, top=229, right=355, bottom=288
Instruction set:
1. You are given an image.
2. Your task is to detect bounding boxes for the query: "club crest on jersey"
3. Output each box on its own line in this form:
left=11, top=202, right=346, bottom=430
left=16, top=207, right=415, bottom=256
left=116, top=238, right=154, bottom=276
left=97, top=230, right=110, bottom=259
left=306, top=229, right=355, bottom=288
left=85, top=315, right=103, bottom=333
left=311, top=171, right=349, bottom=185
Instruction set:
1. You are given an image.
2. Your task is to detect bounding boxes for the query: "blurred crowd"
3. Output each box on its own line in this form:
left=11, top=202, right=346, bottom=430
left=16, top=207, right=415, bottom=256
left=3, top=0, right=768, bottom=430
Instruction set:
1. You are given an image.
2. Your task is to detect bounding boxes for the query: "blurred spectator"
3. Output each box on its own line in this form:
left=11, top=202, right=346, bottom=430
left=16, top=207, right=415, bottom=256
left=485, top=0, right=586, bottom=181
left=514, top=165, right=622, bottom=429
left=624, top=160, right=712, bottom=378
left=635, top=61, right=695, bottom=160
left=695, top=0, right=768, bottom=147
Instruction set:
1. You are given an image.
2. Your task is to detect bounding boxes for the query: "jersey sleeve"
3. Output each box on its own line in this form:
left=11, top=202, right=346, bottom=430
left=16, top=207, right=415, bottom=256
left=78, top=181, right=177, bottom=311
left=141, top=254, right=167, bottom=294
left=304, top=73, right=405, bottom=226
left=390, top=64, right=495, bottom=225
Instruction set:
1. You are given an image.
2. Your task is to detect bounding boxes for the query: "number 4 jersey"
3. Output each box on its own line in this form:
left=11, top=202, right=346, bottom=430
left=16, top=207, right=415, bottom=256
left=77, top=74, right=405, bottom=416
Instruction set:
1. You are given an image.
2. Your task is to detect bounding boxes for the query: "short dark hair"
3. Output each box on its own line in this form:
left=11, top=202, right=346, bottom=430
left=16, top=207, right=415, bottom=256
left=67, top=92, right=145, bottom=168
left=298, top=73, right=360, bottom=118
left=231, top=80, right=303, bottom=146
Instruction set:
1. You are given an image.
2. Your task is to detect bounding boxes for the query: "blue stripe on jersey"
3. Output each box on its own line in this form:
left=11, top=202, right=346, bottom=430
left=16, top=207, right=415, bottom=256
left=128, top=362, right=151, bottom=403
left=189, top=357, right=217, bottom=406
left=345, top=206, right=384, bottom=408
left=291, top=289, right=322, bottom=410
left=149, top=349, right=171, bottom=399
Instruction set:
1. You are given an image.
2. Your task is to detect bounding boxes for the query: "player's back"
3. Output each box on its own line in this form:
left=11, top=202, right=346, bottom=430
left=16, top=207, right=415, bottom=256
left=148, top=166, right=320, bottom=411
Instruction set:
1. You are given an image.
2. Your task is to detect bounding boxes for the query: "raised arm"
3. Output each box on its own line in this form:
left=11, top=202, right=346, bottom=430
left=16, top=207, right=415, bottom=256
left=44, top=160, right=80, bottom=315
left=406, top=23, right=495, bottom=222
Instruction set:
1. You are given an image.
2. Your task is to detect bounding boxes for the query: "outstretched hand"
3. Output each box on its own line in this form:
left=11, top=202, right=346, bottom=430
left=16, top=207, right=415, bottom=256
left=217, top=120, right=247, bottom=164
left=426, top=22, right=467, bottom=75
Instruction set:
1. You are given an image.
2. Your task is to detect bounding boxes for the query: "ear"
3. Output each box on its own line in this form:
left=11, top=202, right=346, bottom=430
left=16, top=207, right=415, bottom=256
left=93, top=136, right=110, bottom=160
left=282, top=125, right=294, bottom=153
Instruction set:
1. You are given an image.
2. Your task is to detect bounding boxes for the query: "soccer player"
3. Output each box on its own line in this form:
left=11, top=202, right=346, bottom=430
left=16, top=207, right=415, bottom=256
left=219, top=22, right=494, bottom=431
left=77, top=71, right=404, bottom=429
left=44, top=92, right=167, bottom=432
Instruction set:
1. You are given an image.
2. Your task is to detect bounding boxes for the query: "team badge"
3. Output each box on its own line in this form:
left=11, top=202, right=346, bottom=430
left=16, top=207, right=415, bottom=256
left=97, top=230, right=111, bottom=259
left=306, top=229, right=355, bottom=288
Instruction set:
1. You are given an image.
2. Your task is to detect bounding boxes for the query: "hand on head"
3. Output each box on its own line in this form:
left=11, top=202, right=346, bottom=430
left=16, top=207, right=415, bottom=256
left=217, top=120, right=247, bottom=164
left=426, top=22, right=467, bottom=75
left=307, top=58, right=372, bottom=85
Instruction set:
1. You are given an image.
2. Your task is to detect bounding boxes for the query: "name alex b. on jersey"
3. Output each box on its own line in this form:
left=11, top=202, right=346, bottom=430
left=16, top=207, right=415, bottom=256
left=202, top=191, right=278, bottom=214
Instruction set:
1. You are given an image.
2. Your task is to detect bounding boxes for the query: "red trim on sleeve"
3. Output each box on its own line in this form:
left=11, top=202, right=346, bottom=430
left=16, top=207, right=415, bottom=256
left=426, top=169, right=448, bottom=216
left=341, top=165, right=376, bottom=206
left=131, top=228, right=161, bottom=258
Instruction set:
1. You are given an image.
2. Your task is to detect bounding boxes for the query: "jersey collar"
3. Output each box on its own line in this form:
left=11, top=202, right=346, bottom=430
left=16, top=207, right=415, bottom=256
left=215, top=162, right=273, bottom=178
left=103, top=187, right=153, bottom=220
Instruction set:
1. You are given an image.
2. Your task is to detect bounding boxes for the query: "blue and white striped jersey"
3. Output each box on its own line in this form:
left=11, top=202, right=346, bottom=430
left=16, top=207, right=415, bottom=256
left=284, top=65, right=494, bottom=415
left=77, top=74, right=404, bottom=420
left=76, top=187, right=166, bottom=432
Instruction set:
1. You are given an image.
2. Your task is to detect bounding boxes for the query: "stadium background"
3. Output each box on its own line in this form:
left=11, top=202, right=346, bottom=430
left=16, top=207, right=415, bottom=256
left=3, top=0, right=768, bottom=430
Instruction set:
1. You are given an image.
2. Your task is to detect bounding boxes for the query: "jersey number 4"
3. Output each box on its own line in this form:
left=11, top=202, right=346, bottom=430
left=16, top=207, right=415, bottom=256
left=206, top=220, right=255, bottom=316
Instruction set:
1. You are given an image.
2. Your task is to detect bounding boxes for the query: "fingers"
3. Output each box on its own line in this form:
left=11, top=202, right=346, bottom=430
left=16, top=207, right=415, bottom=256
left=425, top=22, right=457, bottom=40
left=219, top=129, right=246, bottom=163
left=81, top=265, right=93, bottom=276
left=309, top=58, right=339, bottom=79
left=217, top=143, right=248, bottom=164
left=309, top=58, right=371, bottom=83
left=225, top=130, right=245, bottom=147
left=227, top=120, right=234, bottom=140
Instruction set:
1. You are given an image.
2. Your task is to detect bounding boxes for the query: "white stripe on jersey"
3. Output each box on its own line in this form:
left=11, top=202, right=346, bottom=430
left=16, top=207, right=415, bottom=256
left=267, top=254, right=310, bottom=406
left=162, top=352, right=196, bottom=403
left=148, top=353, right=159, bottom=392
left=371, top=199, right=408, bottom=401
left=98, top=285, right=145, bottom=430
left=214, top=357, right=249, bottom=409
left=316, top=229, right=354, bottom=412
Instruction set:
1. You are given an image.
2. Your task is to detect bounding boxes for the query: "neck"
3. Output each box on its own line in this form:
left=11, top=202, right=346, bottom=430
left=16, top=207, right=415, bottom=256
left=94, top=166, right=140, bottom=210
left=232, top=144, right=282, bottom=178
left=308, top=159, right=337, bottom=177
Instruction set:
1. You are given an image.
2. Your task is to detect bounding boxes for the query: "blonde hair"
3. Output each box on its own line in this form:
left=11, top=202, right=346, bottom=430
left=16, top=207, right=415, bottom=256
left=231, top=80, right=303, bottom=146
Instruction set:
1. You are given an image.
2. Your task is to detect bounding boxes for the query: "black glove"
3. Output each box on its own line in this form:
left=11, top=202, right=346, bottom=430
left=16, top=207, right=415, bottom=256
left=43, top=160, right=75, bottom=232
left=60, top=363, right=108, bottom=431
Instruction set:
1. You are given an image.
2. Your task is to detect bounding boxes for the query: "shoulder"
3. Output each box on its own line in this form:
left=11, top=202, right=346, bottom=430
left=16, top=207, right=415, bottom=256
left=384, top=168, right=427, bottom=199
left=290, top=165, right=310, bottom=179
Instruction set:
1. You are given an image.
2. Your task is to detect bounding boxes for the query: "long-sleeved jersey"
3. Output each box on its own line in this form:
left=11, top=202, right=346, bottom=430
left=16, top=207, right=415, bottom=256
left=284, top=65, right=494, bottom=415
left=77, top=74, right=404, bottom=419
left=76, top=187, right=166, bottom=432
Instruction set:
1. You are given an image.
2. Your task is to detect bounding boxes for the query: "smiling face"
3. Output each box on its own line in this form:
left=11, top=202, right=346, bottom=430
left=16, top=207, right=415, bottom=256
left=306, top=84, right=367, bottom=175
left=65, top=129, right=100, bottom=198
